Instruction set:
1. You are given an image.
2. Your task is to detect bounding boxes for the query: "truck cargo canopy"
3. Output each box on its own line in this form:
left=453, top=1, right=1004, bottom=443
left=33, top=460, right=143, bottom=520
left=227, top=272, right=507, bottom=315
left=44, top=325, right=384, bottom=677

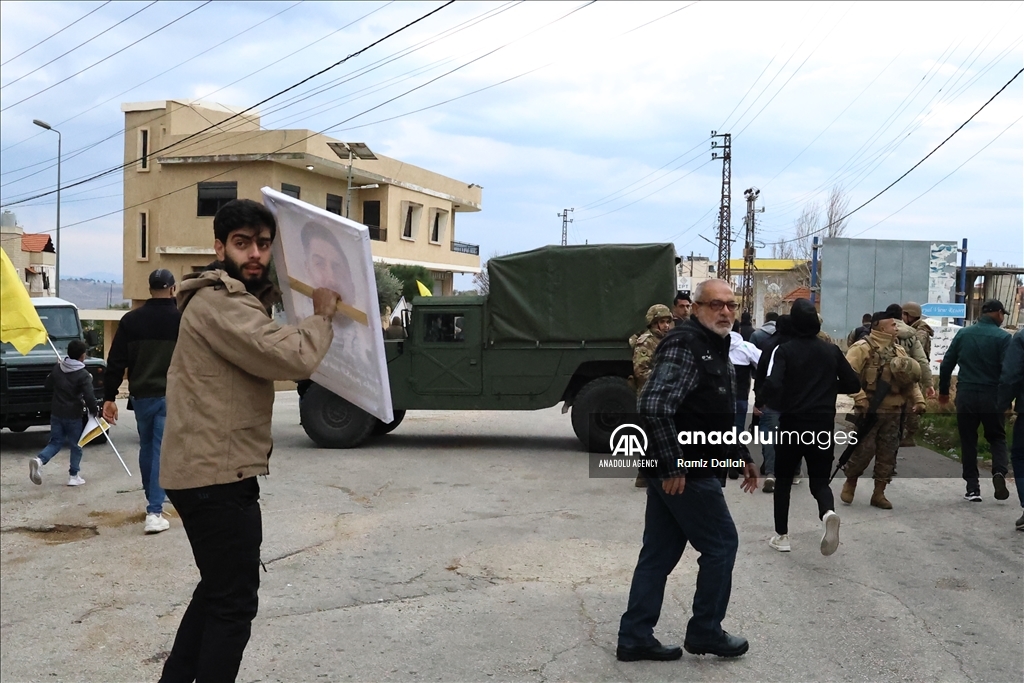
left=487, top=243, right=677, bottom=343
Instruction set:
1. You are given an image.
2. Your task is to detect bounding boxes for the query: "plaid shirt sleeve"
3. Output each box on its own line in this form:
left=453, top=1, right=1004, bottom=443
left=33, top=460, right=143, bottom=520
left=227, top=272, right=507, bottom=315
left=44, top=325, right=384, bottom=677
left=637, top=341, right=698, bottom=477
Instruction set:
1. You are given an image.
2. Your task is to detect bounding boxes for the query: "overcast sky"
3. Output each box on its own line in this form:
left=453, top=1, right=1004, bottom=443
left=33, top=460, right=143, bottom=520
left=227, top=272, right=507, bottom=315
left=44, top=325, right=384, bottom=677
left=1, top=0, right=1021, bottom=283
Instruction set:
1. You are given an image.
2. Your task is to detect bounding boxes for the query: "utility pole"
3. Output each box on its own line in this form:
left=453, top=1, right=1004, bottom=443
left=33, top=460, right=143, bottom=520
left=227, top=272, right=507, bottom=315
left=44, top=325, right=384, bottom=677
left=558, top=208, right=574, bottom=246
left=741, top=187, right=763, bottom=316
left=711, top=131, right=731, bottom=281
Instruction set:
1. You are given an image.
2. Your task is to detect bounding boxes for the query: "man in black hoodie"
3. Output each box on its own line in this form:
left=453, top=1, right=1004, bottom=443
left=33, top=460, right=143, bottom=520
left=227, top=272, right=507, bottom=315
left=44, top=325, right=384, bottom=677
left=29, top=340, right=99, bottom=487
left=759, top=299, right=861, bottom=555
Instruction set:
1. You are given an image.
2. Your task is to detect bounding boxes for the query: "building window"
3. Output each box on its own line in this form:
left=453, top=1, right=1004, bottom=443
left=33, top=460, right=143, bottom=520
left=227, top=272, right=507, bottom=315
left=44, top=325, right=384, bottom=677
left=138, top=212, right=149, bottom=260
left=282, top=183, right=300, bottom=199
left=197, top=181, right=237, bottom=216
left=326, top=193, right=343, bottom=215
left=401, top=201, right=422, bottom=241
left=363, top=200, right=381, bottom=227
left=429, top=209, right=448, bottom=245
left=138, top=128, right=150, bottom=171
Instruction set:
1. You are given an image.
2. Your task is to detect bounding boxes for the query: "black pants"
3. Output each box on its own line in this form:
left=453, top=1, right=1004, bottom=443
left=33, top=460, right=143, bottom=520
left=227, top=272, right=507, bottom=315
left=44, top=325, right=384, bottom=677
left=774, top=419, right=836, bottom=536
left=161, top=478, right=262, bottom=683
left=956, top=389, right=1008, bottom=489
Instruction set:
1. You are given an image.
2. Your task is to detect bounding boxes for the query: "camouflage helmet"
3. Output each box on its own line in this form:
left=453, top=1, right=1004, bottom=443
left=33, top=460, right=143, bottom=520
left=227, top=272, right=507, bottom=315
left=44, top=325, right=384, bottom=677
left=646, top=304, right=673, bottom=326
left=889, top=355, right=920, bottom=387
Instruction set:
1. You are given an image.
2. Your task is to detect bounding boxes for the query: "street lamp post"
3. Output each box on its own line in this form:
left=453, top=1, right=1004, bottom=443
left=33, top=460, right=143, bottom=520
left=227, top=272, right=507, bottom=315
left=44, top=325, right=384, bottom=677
left=33, top=119, right=60, bottom=297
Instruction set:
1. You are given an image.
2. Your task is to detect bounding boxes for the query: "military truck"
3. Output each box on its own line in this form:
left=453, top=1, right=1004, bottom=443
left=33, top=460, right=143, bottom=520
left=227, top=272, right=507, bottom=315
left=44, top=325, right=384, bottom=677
left=300, top=244, right=676, bottom=452
left=1, top=297, right=105, bottom=432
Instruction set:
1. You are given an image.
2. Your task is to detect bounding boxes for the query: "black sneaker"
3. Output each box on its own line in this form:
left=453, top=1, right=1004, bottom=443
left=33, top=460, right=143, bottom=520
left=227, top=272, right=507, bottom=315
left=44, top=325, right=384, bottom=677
left=993, top=473, right=1010, bottom=501
left=964, top=491, right=982, bottom=503
left=1016, top=512, right=1024, bottom=531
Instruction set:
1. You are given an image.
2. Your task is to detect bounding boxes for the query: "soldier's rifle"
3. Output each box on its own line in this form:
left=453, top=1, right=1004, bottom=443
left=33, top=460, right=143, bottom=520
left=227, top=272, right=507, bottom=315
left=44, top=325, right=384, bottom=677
left=830, top=378, right=892, bottom=483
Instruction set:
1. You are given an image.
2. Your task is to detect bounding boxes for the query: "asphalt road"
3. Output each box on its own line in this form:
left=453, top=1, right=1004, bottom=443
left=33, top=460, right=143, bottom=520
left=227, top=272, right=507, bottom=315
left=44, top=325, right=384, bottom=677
left=1, top=396, right=1021, bottom=682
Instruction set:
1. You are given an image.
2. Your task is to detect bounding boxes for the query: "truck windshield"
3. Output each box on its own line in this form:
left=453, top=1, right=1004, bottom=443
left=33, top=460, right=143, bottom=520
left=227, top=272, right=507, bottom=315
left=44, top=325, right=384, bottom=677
left=37, top=308, right=81, bottom=338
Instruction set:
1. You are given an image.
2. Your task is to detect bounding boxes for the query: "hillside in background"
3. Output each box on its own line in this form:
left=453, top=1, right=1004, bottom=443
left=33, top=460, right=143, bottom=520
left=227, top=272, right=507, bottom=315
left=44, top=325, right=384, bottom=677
left=58, top=278, right=129, bottom=309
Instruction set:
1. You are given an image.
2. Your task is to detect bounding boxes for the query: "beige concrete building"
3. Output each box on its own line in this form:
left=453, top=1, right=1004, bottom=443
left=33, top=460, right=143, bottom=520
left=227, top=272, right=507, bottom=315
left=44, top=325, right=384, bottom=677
left=1, top=210, right=56, bottom=297
left=121, top=100, right=482, bottom=304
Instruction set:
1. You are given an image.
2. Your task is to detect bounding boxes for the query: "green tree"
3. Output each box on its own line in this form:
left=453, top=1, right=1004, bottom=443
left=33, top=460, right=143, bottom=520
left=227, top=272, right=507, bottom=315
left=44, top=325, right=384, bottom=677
left=388, top=264, right=435, bottom=300
left=374, top=261, right=403, bottom=314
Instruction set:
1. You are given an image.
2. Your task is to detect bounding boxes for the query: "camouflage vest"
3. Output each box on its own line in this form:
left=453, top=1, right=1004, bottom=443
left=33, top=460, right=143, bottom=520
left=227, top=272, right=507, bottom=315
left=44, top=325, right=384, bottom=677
left=860, top=336, right=912, bottom=392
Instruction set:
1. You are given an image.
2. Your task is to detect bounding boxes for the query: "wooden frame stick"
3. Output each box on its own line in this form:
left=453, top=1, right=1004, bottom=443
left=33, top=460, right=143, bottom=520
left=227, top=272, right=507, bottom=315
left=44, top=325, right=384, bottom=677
left=287, top=277, right=369, bottom=326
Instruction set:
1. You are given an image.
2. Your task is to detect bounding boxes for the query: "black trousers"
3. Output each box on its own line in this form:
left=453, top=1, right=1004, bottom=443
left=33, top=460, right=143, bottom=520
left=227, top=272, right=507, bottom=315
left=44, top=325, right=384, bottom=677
left=774, top=419, right=836, bottom=536
left=161, top=478, right=262, bottom=683
left=956, top=389, right=1008, bottom=488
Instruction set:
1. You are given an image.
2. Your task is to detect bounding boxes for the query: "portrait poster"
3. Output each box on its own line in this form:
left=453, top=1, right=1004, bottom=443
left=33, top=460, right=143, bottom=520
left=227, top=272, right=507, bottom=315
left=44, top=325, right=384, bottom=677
left=261, top=187, right=393, bottom=423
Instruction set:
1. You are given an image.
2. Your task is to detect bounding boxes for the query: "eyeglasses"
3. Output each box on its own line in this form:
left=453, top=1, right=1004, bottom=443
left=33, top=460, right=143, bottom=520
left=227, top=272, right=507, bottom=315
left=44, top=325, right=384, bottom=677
left=696, top=299, right=739, bottom=312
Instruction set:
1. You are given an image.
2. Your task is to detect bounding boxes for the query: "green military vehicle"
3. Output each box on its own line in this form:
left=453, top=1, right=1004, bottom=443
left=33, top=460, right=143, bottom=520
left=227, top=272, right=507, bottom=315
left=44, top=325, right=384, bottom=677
left=1, top=297, right=105, bottom=432
left=299, top=244, right=676, bottom=452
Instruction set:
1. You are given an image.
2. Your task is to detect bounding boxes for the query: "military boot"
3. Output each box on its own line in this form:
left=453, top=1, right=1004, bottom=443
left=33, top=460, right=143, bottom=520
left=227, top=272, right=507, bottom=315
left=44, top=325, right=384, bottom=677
left=870, top=481, right=892, bottom=510
left=840, top=478, right=857, bottom=505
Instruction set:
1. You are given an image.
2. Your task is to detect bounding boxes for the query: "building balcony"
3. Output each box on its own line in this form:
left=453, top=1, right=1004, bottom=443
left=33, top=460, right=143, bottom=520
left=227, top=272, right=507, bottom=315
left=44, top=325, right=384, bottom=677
left=368, top=226, right=387, bottom=241
left=451, top=240, right=479, bottom=255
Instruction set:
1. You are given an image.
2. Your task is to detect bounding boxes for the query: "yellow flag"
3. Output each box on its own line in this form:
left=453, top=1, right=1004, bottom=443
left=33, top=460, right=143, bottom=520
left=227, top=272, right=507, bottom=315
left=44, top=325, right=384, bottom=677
left=416, top=280, right=432, bottom=297
left=0, top=247, right=47, bottom=355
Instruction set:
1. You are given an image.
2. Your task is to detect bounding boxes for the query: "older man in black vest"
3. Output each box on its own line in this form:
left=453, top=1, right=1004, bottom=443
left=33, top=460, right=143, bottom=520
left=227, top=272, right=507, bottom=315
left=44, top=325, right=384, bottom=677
left=617, top=279, right=759, bottom=663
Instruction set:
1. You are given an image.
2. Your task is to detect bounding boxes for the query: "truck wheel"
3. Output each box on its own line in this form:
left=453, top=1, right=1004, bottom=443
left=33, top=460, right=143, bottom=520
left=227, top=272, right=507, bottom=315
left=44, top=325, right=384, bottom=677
left=570, top=376, right=637, bottom=453
left=371, top=410, right=406, bottom=436
left=7, top=425, right=28, bottom=433
left=300, top=383, right=376, bottom=448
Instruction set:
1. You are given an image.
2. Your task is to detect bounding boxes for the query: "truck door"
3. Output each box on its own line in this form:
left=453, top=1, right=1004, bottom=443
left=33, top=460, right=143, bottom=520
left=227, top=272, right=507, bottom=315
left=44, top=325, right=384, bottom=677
left=411, top=307, right=481, bottom=395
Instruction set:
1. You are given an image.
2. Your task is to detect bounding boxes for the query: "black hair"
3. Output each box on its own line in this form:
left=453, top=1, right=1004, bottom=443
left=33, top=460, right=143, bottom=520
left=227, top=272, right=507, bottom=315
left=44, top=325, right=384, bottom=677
left=765, top=311, right=779, bottom=322
left=885, top=303, right=903, bottom=319
left=861, top=313, right=873, bottom=323
left=67, top=340, right=87, bottom=360
left=213, top=199, right=277, bottom=244
left=674, top=290, right=691, bottom=304
left=871, top=310, right=898, bottom=327
left=740, top=311, right=752, bottom=324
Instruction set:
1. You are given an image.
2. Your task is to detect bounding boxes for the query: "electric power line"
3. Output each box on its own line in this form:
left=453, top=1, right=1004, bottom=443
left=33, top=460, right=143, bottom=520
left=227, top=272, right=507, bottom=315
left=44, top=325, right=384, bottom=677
left=0, top=1, right=456, bottom=209
left=772, top=67, right=1024, bottom=246
left=0, top=1, right=112, bottom=67
left=2, top=1, right=213, bottom=112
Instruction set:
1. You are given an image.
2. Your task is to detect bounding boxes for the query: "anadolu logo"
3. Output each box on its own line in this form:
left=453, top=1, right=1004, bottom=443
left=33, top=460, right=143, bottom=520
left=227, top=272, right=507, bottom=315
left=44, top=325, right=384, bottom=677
left=609, top=423, right=648, bottom=456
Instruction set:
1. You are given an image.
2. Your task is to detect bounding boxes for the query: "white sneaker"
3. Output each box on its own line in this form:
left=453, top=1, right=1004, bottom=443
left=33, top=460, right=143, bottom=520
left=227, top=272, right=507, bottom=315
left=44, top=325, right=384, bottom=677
left=793, top=477, right=802, bottom=485
left=769, top=534, right=791, bottom=552
left=29, top=457, right=42, bottom=485
left=67, top=474, right=85, bottom=486
left=821, top=510, right=841, bottom=556
left=144, top=513, right=170, bottom=534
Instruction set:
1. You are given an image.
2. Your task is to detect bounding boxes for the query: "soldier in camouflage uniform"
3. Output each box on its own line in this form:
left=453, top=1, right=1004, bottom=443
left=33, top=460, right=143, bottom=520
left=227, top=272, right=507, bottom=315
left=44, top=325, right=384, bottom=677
left=630, top=304, right=673, bottom=487
left=900, top=302, right=935, bottom=446
left=841, top=312, right=926, bottom=509
left=631, top=304, right=674, bottom=392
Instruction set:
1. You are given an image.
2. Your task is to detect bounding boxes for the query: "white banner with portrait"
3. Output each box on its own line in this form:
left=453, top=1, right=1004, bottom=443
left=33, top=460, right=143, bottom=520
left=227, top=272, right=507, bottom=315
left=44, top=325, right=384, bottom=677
left=261, top=187, right=393, bottom=423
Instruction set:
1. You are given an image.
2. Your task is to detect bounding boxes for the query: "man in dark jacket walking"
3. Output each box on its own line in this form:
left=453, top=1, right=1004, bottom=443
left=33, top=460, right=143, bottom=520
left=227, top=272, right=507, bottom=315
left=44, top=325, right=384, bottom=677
left=29, top=340, right=99, bottom=486
left=102, top=268, right=181, bottom=534
left=759, top=299, right=861, bottom=555
left=617, top=279, right=758, bottom=663
left=749, top=311, right=779, bottom=350
left=939, top=299, right=1012, bottom=502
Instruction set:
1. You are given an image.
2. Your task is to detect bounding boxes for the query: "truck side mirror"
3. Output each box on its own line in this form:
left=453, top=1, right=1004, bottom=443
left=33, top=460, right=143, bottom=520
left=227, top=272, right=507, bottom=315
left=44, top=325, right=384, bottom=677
left=84, top=330, right=99, bottom=346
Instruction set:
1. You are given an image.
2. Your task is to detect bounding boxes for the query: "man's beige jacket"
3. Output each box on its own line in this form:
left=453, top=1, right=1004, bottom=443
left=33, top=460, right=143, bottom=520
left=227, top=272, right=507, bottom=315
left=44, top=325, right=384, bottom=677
left=160, top=269, right=333, bottom=490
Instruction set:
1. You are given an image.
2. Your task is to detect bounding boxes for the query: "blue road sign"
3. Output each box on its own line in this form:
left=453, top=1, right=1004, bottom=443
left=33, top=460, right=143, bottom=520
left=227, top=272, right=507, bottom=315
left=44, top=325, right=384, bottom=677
left=921, top=302, right=966, bottom=318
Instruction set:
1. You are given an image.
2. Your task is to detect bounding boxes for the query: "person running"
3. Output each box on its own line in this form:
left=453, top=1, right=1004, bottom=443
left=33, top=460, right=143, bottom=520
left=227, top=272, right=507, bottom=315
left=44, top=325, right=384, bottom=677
left=759, top=299, right=860, bottom=554
left=28, top=340, right=100, bottom=486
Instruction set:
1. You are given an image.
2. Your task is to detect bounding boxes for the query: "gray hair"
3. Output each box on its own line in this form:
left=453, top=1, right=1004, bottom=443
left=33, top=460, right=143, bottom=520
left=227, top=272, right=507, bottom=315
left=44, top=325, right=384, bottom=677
left=693, top=278, right=732, bottom=302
